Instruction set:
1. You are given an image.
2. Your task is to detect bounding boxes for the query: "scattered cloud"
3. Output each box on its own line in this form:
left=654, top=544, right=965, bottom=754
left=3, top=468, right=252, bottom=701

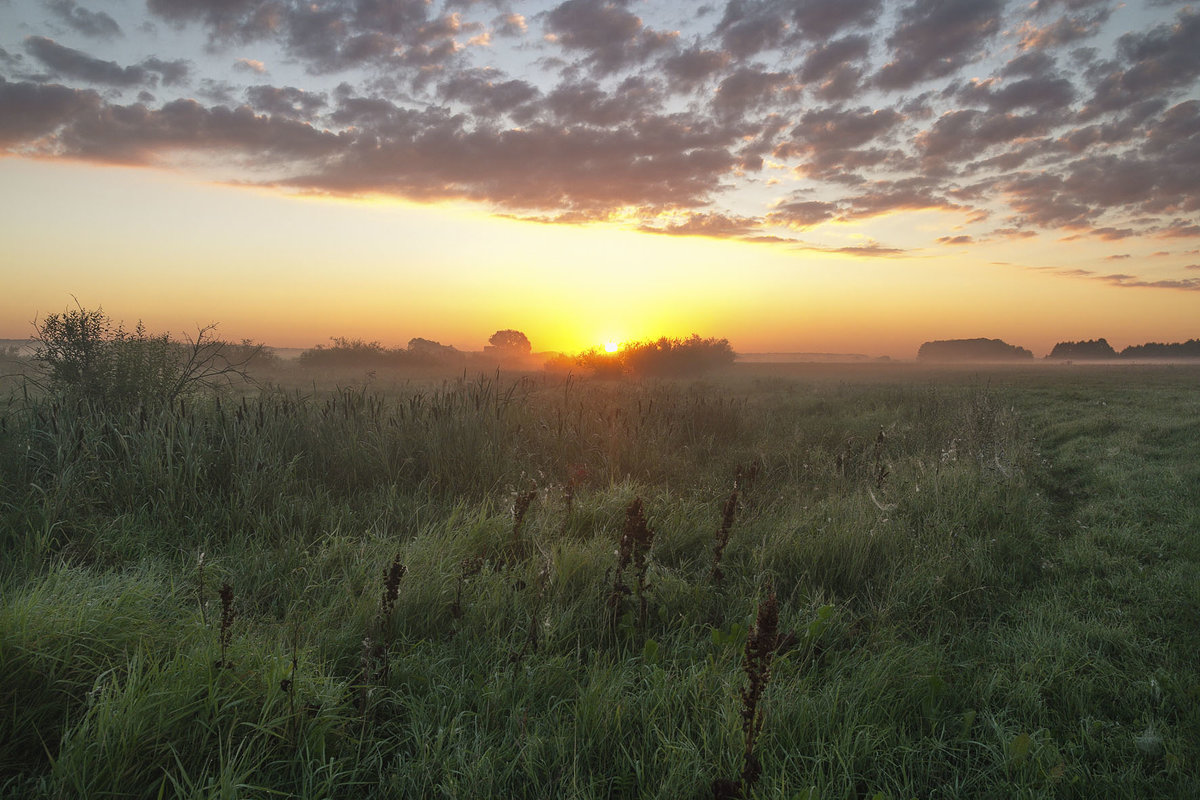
left=45, top=0, right=123, bottom=39
left=0, top=0, right=1194, bottom=268
left=876, top=0, right=1005, bottom=90
left=639, top=212, right=764, bottom=238
left=544, top=0, right=676, bottom=75
left=1100, top=273, right=1200, bottom=290
left=233, top=58, right=266, bottom=74
left=25, top=36, right=148, bottom=86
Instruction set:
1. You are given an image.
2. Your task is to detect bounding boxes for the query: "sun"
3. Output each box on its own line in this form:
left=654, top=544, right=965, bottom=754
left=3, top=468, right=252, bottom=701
left=603, top=340, right=621, bottom=353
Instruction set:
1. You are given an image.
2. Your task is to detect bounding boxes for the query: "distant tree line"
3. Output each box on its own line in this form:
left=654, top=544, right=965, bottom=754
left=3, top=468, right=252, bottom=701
left=1048, top=338, right=1200, bottom=360
left=297, top=330, right=536, bottom=370
left=297, top=337, right=463, bottom=369
left=917, top=338, right=1034, bottom=361
left=1046, top=339, right=1117, bottom=359
left=918, top=336, right=1200, bottom=361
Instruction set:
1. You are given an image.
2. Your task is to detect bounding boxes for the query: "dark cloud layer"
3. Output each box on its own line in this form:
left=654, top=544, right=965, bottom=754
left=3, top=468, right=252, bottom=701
left=0, top=0, right=1198, bottom=270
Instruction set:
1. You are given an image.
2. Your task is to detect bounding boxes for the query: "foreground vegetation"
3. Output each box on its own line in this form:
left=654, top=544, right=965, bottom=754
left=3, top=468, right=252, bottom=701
left=1, top=359, right=1197, bottom=798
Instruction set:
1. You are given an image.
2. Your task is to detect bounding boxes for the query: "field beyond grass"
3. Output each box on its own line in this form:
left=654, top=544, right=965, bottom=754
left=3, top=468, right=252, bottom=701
left=1, top=364, right=1197, bottom=798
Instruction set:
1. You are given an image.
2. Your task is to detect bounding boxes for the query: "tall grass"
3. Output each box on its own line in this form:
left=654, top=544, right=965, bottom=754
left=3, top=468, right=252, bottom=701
left=1, top=365, right=1197, bottom=797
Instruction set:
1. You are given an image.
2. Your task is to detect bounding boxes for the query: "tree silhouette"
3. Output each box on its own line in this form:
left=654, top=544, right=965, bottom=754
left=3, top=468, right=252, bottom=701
left=486, top=329, right=531, bottom=355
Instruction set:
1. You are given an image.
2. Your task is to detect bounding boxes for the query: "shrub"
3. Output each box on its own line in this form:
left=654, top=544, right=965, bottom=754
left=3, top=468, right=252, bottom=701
left=31, top=305, right=257, bottom=408
left=579, top=335, right=735, bottom=378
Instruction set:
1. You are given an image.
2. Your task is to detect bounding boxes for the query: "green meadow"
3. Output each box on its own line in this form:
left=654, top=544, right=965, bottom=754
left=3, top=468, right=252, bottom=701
left=1, top=362, right=1197, bottom=798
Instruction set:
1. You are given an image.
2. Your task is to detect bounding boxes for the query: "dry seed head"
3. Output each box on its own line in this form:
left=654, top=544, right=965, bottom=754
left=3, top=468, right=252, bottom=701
left=740, top=588, right=779, bottom=735
left=380, top=555, right=406, bottom=621
left=618, top=496, right=654, bottom=572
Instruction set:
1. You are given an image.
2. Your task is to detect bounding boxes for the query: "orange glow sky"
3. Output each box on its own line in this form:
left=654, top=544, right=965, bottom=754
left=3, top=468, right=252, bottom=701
left=1, top=1, right=1197, bottom=358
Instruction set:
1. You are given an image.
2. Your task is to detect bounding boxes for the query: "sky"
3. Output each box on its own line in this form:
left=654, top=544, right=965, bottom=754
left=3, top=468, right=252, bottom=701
left=1, top=0, right=1198, bottom=358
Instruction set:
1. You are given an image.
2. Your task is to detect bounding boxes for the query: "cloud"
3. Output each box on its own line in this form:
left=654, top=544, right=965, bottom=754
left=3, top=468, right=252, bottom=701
left=713, top=0, right=881, bottom=56
left=493, top=13, right=527, bottom=38
left=24, top=35, right=148, bottom=86
left=245, top=84, right=327, bottom=119
left=774, top=106, right=902, bottom=180
left=1091, top=226, right=1135, bottom=240
left=1031, top=0, right=1110, bottom=11
left=0, top=46, right=25, bottom=71
left=1100, top=273, right=1200, bottom=290
left=794, top=240, right=907, bottom=256
left=0, top=82, right=343, bottom=165
left=639, top=212, right=764, bottom=238
left=1, top=0, right=1196, bottom=249
left=876, top=0, right=1005, bottom=90
left=0, top=76, right=100, bottom=146
left=544, top=0, right=676, bottom=75
left=797, top=35, right=870, bottom=101
left=957, top=75, right=1076, bottom=113
left=233, top=58, right=266, bottom=74
left=789, top=106, right=902, bottom=150
left=146, top=0, right=473, bottom=74
left=661, top=46, right=730, bottom=89
left=712, top=68, right=793, bottom=118
left=262, top=91, right=742, bottom=215
left=145, top=0, right=286, bottom=44
left=840, top=177, right=962, bottom=219
left=353, top=0, right=434, bottom=36
left=767, top=199, right=839, bottom=228
left=45, top=0, right=123, bottom=39
left=1158, top=222, right=1200, bottom=239
left=1083, top=8, right=1200, bottom=117
left=1017, top=6, right=1112, bottom=51
left=937, top=234, right=974, bottom=244
left=714, top=1, right=786, bottom=58
left=439, top=68, right=539, bottom=119
left=788, top=0, right=882, bottom=40
left=141, top=57, right=190, bottom=87
left=990, top=227, right=1038, bottom=239
left=544, top=77, right=656, bottom=126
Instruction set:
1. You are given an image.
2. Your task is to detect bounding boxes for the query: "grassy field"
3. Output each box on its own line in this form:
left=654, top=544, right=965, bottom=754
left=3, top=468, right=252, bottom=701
left=1, top=362, right=1197, bottom=798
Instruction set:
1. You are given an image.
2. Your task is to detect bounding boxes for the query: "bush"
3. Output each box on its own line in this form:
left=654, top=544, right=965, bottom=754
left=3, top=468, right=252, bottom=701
left=31, top=306, right=257, bottom=408
left=578, top=335, right=735, bottom=378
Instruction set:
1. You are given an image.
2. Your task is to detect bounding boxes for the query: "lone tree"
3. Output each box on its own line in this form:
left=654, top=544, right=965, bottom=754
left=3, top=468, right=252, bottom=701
left=485, top=329, right=532, bottom=356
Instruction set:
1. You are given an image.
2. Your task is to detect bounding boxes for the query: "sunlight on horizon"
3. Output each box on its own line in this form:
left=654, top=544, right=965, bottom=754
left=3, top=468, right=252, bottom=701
left=3, top=159, right=1199, bottom=359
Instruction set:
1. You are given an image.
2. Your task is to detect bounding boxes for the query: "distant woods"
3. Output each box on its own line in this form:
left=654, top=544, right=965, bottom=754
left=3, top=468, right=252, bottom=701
left=1046, top=338, right=1118, bottom=360
left=917, top=338, right=1034, bottom=361
left=919, top=336, right=1200, bottom=362
left=298, top=337, right=467, bottom=369
left=1094, top=339, right=1200, bottom=360
left=297, top=329, right=539, bottom=371
left=299, top=332, right=736, bottom=378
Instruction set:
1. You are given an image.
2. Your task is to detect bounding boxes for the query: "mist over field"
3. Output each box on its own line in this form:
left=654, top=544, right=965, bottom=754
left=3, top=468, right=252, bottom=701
left=2, top=312, right=1198, bottom=797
